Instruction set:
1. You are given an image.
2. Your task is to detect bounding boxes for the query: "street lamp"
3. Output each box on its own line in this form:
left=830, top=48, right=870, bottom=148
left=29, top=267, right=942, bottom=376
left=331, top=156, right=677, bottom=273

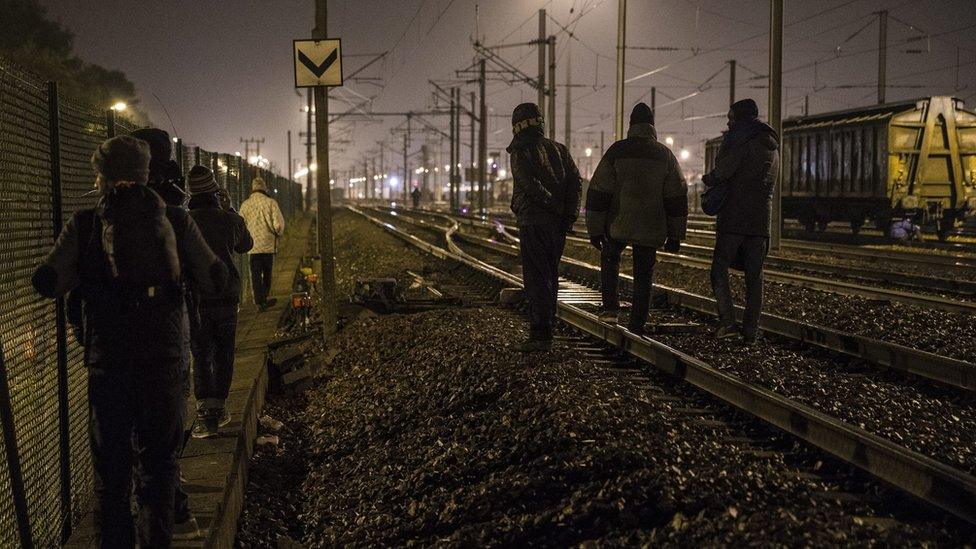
left=110, top=101, right=127, bottom=112
left=665, top=136, right=674, bottom=146
left=680, top=148, right=690, bottom=160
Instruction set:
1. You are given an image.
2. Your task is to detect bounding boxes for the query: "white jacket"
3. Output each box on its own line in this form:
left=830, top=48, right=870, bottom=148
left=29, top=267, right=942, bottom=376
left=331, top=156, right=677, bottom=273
left=239, top=191, right=285, bottom=253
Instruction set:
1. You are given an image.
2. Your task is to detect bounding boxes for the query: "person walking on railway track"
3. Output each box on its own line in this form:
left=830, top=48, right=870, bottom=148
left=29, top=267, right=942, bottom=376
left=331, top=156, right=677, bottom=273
left=585, top=103, right=688, bottom=336
left=240, top=176, right=285, bottom=311
left=507, top=102, right=583, bottom=352
left=187, top=166, right=253, bottom=439
left=702, top=98, right=780, bottom=344
left=31, top=135, right=226, bottom=548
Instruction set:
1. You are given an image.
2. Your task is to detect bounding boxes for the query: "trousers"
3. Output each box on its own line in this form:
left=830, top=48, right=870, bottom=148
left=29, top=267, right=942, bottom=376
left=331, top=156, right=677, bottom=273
left=89, top=359, right=183, bottom=548
left=710, top=232, right=768, bottom=336
left=600, top=239, right=657, bottom=334
left=518, top=223, right=566, bottom=340
left=191, top=305, right=239, bottom=410
left=249, top=253, right=275, bottom=305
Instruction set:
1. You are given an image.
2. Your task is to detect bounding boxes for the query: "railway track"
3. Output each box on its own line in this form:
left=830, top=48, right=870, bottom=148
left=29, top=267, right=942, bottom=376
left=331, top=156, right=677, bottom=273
left=353, top=205, right=976, bottom=528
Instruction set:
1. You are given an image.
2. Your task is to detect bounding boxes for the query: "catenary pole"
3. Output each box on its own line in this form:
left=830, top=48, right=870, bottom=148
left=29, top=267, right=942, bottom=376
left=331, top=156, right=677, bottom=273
left=565, top=40, right=572, bottom=151
left=314, top=0, right=338, bottom=336
left=479, top=58, right=488, bottom=214
left=538, top=9, right=546, bottom=113
left=769, top=0, right=783, bottom=251
left=548, top=36, right=556, bottom=140
left=878, top=10, right=887, bottom=104
left=729, top=59, right=736, bottom=106
left=614, top=0, right=627, bottom=140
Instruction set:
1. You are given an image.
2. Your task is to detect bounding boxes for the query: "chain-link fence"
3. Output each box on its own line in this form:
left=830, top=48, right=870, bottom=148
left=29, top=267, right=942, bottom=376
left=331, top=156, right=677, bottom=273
left=0, top=57, right=303, bottom=547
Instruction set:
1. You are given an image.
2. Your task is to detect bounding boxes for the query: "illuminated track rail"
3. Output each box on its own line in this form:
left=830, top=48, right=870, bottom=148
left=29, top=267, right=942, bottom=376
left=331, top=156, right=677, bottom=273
left=352, top=205, right=976, bottom=526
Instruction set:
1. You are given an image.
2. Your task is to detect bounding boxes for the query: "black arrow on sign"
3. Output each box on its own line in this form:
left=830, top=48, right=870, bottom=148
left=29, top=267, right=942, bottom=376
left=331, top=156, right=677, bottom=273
left=298, top=48, right=338, bottom=78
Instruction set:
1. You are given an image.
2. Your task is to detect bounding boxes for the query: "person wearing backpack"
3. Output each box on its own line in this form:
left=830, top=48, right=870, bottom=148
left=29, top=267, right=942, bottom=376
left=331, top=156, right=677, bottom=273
left=507, top=103, right=582, bottom=352
left=585, top=103, right=688, bottom=336
left=186, top=166, right=253, bottom=439
left=239, top=176, right=285, bottom=311
left=702, top=98, right=780, bottom=344
left=32, top=136, right=226, bottom=548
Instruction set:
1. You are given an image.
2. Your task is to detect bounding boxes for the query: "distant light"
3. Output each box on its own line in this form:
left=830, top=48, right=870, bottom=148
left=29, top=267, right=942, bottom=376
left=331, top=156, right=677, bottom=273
left=389, top=177, right=399, bottom=186
left=329, top=179, right=334, bottom=185
left=304, top=106, right=310, bottom=113
left=498, top=168, right=507, bottom=178
left=680, top=148, right=690, bottom=160
left=110, top=101, right=127, bottom=112
left=433, top=167, right=439, bottom=172
left=488, top=156, right=495, bottom=165
left=665, top=136, right=674, bottom=146
left=294, top=168, right=309, bottom=178
left=585, top=147, right=593, bottom=157
left=172, top=137, right=179, bottom=143
left=310, top=163, right=317, bottom=171
left=249, top=155, right=260, bottom=164
left=235, top=151, right=241, bottom=156
left=444, top=164, right=450, bottom=171
left=457, top=162, right=462, bottom=168
left=273, top=189, right=278, bottom=194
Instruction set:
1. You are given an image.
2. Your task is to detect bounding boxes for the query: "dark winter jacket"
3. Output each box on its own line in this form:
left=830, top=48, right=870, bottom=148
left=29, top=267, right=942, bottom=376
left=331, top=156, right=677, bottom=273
left=32, top=190, right=226, bottom=364
left=703, top=119, right=780, bottom=237
left=585, top=123, right=688, bottom=247
left=189, top=193, right=254, bottom=304
left=507, top=129, right=582, bottom=228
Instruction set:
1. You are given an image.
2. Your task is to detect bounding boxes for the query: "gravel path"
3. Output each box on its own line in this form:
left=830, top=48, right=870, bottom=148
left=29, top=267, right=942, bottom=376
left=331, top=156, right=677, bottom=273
left=235, top=209, right=972, bottom=546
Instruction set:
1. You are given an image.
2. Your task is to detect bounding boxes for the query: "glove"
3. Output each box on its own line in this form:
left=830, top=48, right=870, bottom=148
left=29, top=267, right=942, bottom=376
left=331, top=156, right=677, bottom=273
left=663, top=237, right=681, bottom=254
left=589, top=235, right=604, bottom=251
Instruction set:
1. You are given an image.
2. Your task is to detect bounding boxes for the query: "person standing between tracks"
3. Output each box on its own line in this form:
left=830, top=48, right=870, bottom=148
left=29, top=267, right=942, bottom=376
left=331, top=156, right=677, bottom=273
left=186, top=166, right=253, bottom=438
left=411, top=186, right=422, bottom=209
left=240, top=176, right=285, bottom=311
left=32, top=136, right=226, bottom=548
left=702, top=98, right=780, bottom=344
left=507, top=102, right=583, bottom=352
left=585, top=103, right=688, bottom=336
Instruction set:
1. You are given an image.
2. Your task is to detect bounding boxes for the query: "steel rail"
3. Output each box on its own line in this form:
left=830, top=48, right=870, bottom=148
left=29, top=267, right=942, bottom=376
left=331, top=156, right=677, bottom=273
left=354, top=205, right=976, bottom=525
left=389, top=207, right=976, bottom=392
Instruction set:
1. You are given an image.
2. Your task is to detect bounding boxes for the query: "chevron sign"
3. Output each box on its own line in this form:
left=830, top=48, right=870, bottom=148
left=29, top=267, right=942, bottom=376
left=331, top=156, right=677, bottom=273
left=294, top=39, right=343, bottom=87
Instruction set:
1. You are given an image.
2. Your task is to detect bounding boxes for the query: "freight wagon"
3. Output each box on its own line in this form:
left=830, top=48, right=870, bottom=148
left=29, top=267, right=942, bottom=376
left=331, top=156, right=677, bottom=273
left=704, top=96, right=976, bottom=240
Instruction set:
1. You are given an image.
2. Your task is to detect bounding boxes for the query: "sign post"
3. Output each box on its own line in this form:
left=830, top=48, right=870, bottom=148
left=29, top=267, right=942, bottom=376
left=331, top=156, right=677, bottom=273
left=296, top=3, right=341, bottom=337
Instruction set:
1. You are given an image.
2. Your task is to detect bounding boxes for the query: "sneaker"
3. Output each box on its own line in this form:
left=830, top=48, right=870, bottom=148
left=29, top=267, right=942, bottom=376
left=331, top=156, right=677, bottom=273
left=217, top=408, right=231, bottom=428
left=172, top=514, right=201, bottom=540
left=598, top=309, right=618, bottom=324
left=516, top=339, right=552, bottom=353
left=714, top=324, right=739, bottom=340
left=191, top=414, right=219, bottom=439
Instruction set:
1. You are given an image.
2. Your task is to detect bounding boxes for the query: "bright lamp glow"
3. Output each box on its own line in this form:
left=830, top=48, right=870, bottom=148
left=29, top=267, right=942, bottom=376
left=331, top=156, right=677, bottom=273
left=110, top=101, right=127, bottom=112
left=585, top=147, right=593, bottom=157
left=665, top=136, right=674, bottom=146
left=680, top=149, right=690, bottom=160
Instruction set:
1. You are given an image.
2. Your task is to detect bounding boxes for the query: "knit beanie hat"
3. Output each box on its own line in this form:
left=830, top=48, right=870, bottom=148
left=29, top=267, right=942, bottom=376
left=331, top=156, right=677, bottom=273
left=252, top=176, right=268, bottom=192
left=130, top=128, right=173, bottom=162
left=511, top=102, right=544, bottom=135
left=629, top=102, right=654, bottom=126
left=91, top=135, right=150, bottom=183
left=188, top=165, right=219, bottom=195
left=730, top=98, right=759, bottom=122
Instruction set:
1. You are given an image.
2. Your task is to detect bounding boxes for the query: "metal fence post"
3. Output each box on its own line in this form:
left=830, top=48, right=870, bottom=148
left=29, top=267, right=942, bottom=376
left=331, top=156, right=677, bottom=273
left=0, top=342, right=34, bottom=549
left=105, top=108, right=116, bottom=138
left=48, top=81, right=72, bottom=545
left=194, top=146, right=201, bottom=166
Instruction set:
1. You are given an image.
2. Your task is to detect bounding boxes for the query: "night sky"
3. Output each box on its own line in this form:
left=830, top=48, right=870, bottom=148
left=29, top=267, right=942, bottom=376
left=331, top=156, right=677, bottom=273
left=40, top=0, right=976, bottom=185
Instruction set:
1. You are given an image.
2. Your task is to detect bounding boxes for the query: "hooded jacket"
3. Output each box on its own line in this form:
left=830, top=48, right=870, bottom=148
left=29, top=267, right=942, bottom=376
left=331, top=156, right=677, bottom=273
left=703, top=119, right=780, bottom=237
left=239, top=190, right=285, bottom=253
left=189, top=193, right=254, bottom=303
left=506, top=128, right=582, bottom=227
left=585, top=123, right=688, bottom=247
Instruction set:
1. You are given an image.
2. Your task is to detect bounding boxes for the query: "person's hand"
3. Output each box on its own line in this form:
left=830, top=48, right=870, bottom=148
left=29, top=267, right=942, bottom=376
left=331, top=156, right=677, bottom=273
left=589, top=235, right=604, bottom=251
left=663, top=237, right=681, bottom=254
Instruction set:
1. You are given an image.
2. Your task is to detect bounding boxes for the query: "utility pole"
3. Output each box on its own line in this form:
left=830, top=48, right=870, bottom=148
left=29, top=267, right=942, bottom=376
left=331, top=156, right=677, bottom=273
left=565, top=40, right=572, bottom=151
left=877, top=10, right=887, bottom=104
left=363, top=156, right=369, bottom=201
left=547, top=36, right=556, bottom=140
left=403, top=114, right=411, bottom=201
left=313, top=0, right=338, bottom=336
left=538, top=9, right=546, bottom=113
left=650, top=86, right=656, bottom=117
left=469, top=91, right=475, bottom=209
left=769, top=0, right=783, bottom=251
left=614, top=0, right=627, bottom=140
left=306, top=90, right=313, bottom=209
left=450, top=87, right=458, bottom=210
left=728, top=59, right=736, bottom=106
left=804, top=95, right=809, bottom=117
left=421, top=144, right=429, bottom=200
left=479, top=58, right=488, bottom=214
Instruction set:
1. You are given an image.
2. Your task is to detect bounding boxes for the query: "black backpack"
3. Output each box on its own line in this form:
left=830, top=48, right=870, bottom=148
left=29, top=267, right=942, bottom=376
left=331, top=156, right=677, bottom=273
left=78, top=186, right=181, bottom=296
